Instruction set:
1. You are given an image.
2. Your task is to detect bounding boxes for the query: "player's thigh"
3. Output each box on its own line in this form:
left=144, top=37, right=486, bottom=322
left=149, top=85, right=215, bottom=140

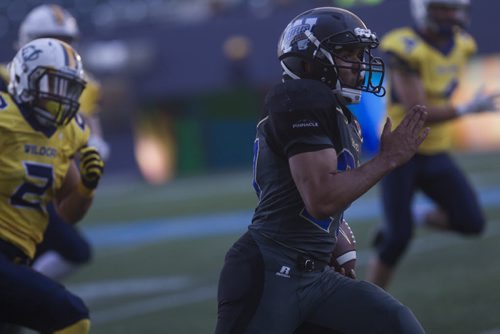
left=305, top=273, right=424, bottom=334
left=216, top=232, right=265, bottom=334
left=217, top=232, right=304, bottom=334
left=0, top=254, right=88, bottom=332
left=243, top=266, right=307, bottom=334
left=37, top=203, right=91, bottom=262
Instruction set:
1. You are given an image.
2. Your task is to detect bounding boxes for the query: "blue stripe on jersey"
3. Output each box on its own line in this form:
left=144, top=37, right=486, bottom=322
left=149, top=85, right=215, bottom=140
left=299, top=208, right=335, bottom=232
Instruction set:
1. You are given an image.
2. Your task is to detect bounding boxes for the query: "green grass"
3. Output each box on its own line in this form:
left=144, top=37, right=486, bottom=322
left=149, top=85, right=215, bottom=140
left=57, top=151, right=500, bottom=334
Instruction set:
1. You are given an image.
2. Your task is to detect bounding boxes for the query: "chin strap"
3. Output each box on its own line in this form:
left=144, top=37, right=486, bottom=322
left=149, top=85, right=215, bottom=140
left=280, top=61, right=301, bottom=80
left=339, top=87, right=362, bottom=104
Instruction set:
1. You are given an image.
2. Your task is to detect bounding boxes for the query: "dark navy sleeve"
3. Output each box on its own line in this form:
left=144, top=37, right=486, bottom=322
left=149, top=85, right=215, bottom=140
left=264, top=79, right=338, bottom=158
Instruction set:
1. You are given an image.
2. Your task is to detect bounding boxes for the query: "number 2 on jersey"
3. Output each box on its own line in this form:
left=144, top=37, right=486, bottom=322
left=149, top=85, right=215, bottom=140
left=11, top=162, right=54, bottom=212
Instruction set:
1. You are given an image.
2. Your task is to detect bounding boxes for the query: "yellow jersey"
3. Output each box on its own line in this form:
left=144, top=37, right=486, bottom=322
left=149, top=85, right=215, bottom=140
left=0, top=63, right=101, bottom=118
left=381, top=27, right=477, bottom=154
left=0, top=91, right=89, bottom=259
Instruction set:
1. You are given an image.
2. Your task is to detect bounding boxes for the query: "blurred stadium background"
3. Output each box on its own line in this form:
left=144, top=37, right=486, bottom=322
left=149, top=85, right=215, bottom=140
left=1, top=0, right=500, bottom=333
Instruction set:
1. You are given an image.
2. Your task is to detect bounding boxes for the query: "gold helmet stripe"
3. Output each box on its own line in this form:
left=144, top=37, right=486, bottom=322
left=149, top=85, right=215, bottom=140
left=60, top=42, right=77, bottom=69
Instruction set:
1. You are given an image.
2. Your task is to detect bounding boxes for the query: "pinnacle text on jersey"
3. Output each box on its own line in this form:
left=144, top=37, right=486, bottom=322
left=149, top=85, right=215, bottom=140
left=292, top=120, right=319, bottom=128
left=24, top=144, right=57, bottom=157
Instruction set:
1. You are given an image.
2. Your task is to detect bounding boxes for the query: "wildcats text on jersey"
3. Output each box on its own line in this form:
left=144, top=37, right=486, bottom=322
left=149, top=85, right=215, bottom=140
left=24, top=144, right=57, bottom=157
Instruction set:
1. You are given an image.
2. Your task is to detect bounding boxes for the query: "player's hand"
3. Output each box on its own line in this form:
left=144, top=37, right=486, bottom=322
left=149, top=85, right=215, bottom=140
left=79, top=146, right=104, bottom=190
left=457, top=86, right=500, bottom=115
left=379, top=105, right=429, bottom=169
left=335, top=266, right=357, bottom=280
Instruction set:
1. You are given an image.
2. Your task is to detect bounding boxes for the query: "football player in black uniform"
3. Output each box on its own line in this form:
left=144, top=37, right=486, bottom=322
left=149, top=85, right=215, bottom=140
left=215, top=7, right=429, bottom=334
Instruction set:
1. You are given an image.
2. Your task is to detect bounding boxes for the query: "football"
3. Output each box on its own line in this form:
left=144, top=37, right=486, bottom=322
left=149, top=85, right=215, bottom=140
left=331, top=219, right=357, bottom=276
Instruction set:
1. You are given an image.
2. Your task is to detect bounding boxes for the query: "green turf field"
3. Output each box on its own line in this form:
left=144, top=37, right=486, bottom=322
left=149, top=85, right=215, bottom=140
left=59, top=151, right=500, bottom=334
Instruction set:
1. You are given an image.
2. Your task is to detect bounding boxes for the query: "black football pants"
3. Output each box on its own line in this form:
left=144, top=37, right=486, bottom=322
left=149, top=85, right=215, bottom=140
left=215, top=231, right=425, bottom=334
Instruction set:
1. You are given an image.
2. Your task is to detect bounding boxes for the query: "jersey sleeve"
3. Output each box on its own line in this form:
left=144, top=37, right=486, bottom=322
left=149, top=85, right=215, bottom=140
left=265, top=80, right=337, bottom=158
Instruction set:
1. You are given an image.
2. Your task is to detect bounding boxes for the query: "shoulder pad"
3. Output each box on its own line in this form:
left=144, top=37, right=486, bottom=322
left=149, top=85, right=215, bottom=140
left=265, top=79, right=337, bottom=114
left=381, top=27, right=423, bottom=69
left=79, top=77, right=101, bottom=116
left=456, top=30, right=477, bottom=56
left=381, top=28, right=421, bottom=54
left=64, top=114, right=90, bottom=150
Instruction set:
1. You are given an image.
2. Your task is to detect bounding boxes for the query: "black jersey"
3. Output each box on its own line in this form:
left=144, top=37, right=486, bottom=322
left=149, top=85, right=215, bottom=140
left=249, top=79, right=362, bottom=262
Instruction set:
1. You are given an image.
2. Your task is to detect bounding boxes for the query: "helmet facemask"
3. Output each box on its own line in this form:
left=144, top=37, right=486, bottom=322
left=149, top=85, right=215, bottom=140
left=319, top=37, right=385, bottom=103
left=26, top=67, right=85, bottom=127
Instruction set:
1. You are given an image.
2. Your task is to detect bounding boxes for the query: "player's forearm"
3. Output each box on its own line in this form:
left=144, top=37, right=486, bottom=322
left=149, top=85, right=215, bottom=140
left=311, top=155, right=393, bottom=218
left=413, top=104, right=456, bottom=124
left=55, top=185, right=94, bottom=224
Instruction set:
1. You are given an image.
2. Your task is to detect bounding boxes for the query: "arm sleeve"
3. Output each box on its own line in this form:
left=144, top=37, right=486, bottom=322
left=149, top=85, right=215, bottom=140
left=264, top=80, right=338, bottom=158
left=268, top=109, right=334, bottom=158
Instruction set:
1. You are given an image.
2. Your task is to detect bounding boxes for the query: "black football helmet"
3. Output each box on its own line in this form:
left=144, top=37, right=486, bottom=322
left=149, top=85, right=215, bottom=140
left=277, top=7, right=385, bottom=104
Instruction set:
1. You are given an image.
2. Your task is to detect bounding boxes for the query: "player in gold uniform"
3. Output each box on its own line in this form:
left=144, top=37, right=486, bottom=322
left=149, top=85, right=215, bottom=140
left=7, top=4, right=110, bottom=281
left=367, top=0, right=500, bottom=289
left=0, top=38, right=103, bottom=333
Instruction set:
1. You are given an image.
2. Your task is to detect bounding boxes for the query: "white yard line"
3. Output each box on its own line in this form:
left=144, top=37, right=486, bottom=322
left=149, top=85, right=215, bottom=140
left=69, top=276, right=193, bottom=305
left=90, top=286, right=216, bottom=325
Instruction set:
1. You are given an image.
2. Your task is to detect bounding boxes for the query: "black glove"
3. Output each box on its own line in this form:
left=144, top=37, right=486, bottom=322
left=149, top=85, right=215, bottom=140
left=79, top=146, right=104, bottom=190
